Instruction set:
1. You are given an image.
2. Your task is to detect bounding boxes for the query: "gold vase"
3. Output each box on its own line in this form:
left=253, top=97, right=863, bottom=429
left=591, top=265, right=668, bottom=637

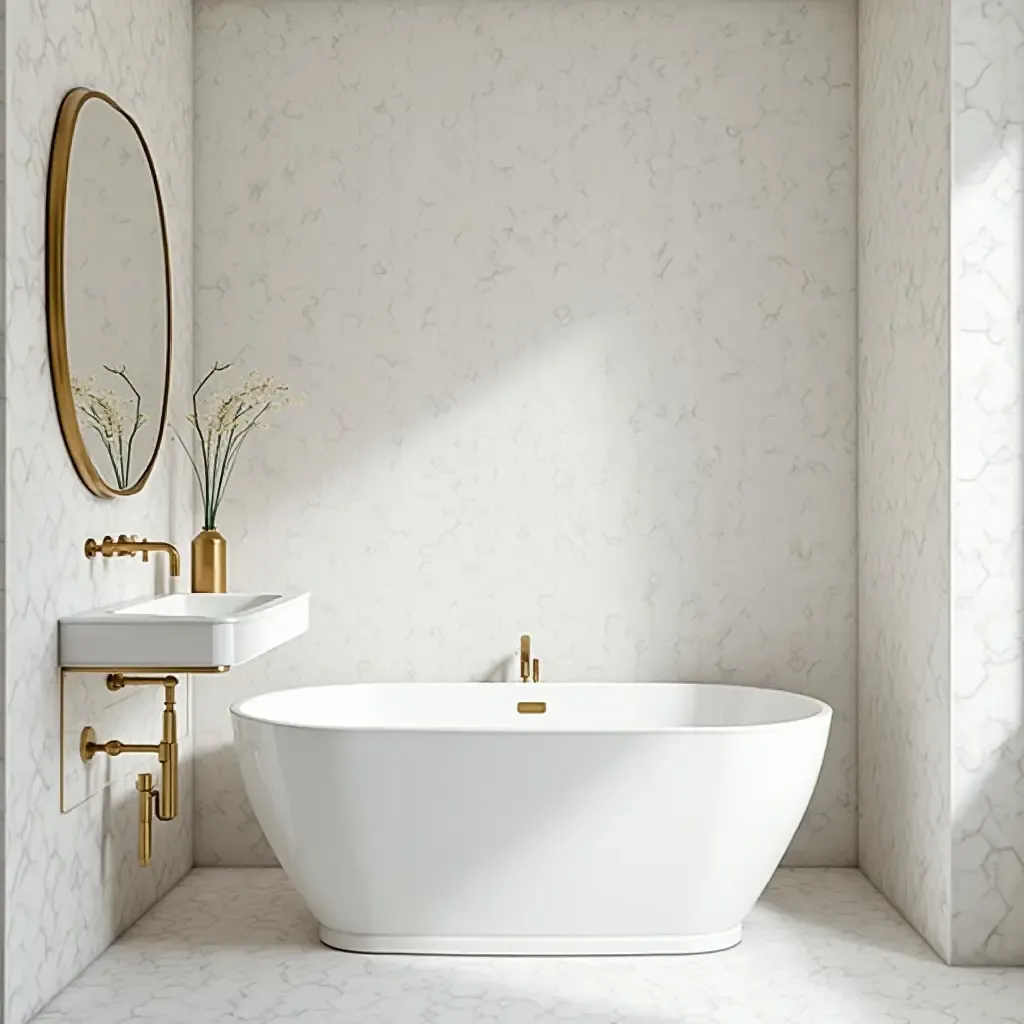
left=191, top=528, right=227, bottom=593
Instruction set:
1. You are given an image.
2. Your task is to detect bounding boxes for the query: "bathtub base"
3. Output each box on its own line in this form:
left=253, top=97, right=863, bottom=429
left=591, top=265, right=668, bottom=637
left=318, top=924, right=743, bottom=956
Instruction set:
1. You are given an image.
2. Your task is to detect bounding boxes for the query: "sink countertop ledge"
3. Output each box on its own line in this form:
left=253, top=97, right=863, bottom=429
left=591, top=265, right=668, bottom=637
left=59, top=592, right=310, bottom=669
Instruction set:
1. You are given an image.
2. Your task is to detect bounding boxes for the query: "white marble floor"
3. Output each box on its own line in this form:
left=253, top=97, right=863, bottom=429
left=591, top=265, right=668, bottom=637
left=31, top=868, right=1024, bottom=1023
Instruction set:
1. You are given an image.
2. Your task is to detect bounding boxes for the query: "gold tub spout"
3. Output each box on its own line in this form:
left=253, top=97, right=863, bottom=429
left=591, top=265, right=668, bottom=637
left=520, top=635, right=531, bottom=682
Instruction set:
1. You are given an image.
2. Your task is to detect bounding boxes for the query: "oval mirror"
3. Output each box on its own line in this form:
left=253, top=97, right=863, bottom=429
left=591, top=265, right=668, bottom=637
left=46, top=88, right=172, bottom=498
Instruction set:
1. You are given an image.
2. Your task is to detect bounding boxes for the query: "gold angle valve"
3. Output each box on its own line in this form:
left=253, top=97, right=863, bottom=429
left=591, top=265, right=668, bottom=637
left=80, top=673, right=179, bottom=866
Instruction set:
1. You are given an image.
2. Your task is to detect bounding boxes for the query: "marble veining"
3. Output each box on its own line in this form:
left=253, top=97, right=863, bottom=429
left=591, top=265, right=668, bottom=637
left=951, top=0, right=1024, bottom=965
left=194, top=0, right=857, bottom=868
left=857, top=0, right=953, bottom=960
left=29, top=867, right=1024, bottom=1024
left=4, top=2, right=193, bottom=1023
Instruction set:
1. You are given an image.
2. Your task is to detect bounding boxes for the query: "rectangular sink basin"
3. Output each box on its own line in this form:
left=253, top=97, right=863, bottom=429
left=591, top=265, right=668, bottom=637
left=60, top=592, right=310, bottom=669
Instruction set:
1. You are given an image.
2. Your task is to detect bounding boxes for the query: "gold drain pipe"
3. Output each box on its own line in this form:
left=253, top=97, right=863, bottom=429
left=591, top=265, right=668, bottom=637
left=80, top=673, right=179, bottom=865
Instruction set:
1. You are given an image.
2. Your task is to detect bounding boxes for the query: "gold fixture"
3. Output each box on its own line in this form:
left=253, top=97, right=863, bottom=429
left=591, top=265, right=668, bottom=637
left=59, top=664, right=229, bottom=815
left=79, top=673, right=180, bottom=866
left=85, top=535, right=181, bottom=577
left=46, top=87, right=172, bottom=499
left=518, top=701, right=547, bottom=714
left=137, top=773, right=154, bottom=866
left=78, top=725, right=97, bottom=763
left=519, top=635, right=541, bottom=683
left=192, top=528, right=227, bottom=593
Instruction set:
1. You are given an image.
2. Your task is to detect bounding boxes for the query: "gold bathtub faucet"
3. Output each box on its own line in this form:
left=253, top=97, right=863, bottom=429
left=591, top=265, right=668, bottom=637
left=85, top=534, right=181, bottom=578
left=520, top=634, right=540, bottom=683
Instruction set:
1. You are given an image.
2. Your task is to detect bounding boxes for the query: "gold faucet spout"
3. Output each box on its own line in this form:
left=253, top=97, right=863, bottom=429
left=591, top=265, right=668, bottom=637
left=85, top=535, right=181, bottom=577
left=137, top=541, right=181, bottom=578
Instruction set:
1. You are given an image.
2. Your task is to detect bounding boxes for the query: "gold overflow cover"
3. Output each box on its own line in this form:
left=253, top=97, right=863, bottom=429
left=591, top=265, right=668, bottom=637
left=517, top=701, right=547, bottom=714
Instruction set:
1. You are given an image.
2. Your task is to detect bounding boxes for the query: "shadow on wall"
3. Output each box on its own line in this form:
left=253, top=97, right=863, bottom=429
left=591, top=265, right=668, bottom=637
left=193, top=0, right=856, bottom=869
left=207, top=311, right=853, bottom=856
left=223, top=315, right=848, bottom=686
left=195, top=314, right=855, bottom=869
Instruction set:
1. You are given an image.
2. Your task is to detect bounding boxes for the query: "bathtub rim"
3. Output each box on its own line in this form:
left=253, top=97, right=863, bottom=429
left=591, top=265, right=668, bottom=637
left=230, top=681, right=832, bottom=735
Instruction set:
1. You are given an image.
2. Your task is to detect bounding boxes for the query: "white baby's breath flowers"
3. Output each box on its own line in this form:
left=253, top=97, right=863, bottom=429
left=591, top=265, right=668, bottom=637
left=71, top=365, right=148, bottom=489
left=175, top=363, right=297, bottom=530
left=187, top=371, right=291, bottom=438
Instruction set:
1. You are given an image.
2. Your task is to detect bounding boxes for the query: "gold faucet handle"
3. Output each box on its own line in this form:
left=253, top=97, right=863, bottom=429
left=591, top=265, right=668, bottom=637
left=85, top=535, right=115, bottom=559
left=532, top=658, right=540, bottom=684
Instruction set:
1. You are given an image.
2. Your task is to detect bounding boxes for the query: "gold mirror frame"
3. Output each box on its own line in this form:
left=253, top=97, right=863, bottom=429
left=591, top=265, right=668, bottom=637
left=45, top=87, right=173, bottom=499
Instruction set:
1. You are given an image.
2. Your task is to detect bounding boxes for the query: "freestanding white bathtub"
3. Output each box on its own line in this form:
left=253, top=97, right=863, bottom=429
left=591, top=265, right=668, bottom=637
left=232, top=682, right=830, bottom=955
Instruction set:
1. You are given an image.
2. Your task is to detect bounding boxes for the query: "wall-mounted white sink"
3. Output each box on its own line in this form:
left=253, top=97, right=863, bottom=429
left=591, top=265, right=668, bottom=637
left=60, top=592, right=310, bottom=669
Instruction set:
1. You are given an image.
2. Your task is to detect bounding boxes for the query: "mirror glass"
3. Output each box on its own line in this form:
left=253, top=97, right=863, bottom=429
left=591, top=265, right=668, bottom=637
left=47, top=89, right=171, bottom=497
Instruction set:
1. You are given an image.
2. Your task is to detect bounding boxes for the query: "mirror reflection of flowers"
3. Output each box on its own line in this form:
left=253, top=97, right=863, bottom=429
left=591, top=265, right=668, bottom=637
left=71, top=364, right=148, bottom=489
left=174, top=362, right=294, bottom=531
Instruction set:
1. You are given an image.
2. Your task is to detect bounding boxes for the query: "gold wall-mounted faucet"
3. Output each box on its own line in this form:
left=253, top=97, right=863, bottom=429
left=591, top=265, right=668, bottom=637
left=85, top=534, right=181, bottom=578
